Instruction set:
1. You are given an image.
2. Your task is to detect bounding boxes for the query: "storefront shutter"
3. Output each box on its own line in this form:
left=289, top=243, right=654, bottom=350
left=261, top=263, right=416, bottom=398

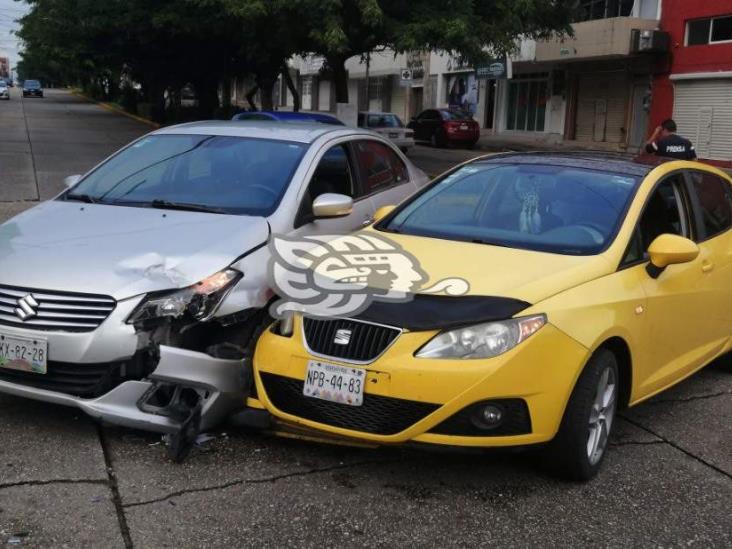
left=575, top=73, right=628, bottom=144
left=673, top=79, right=732, bottom=160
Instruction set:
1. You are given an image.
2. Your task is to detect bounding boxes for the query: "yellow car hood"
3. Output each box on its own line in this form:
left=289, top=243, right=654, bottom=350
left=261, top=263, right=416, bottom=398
left=378, top=231, right=614, bottom=305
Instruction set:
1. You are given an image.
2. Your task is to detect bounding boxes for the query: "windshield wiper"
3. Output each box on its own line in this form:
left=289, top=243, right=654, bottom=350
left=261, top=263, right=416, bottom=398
left=66, top=193, right=99, bottom=204
left=149, top=200, right=226, bottom=214
left=470, top=238, right=511, bottom=248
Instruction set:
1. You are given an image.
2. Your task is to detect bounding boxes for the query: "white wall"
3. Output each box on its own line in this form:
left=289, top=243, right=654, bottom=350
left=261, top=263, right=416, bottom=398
left=318, top=79, right=331, bottom=111
left=390, top=81, right=408, bottom=120
left=346, top=50, right=406, bottom=77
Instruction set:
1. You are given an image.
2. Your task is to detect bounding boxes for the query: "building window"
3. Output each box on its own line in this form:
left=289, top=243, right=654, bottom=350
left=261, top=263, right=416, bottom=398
left=576, top=0, right=633, bottom=22
left=687, top=15, right=732, bottom=45
left=505, top=74, right=549, bottom=132
left=302, top=76, right=313, bottom=96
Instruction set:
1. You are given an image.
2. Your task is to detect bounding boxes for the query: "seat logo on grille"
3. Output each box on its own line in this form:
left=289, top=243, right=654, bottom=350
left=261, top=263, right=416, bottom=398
left=334, top=329, right=352, bottom=345
left=15, top=294, right=39, bottom=321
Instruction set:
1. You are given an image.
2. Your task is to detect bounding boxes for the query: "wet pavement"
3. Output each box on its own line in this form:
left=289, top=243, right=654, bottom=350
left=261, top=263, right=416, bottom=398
left=0, top=89, right=730, bottom=548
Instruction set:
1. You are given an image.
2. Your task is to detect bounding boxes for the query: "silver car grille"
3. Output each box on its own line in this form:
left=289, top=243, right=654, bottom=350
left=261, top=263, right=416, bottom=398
left=0, top=285, right=116, bottom=333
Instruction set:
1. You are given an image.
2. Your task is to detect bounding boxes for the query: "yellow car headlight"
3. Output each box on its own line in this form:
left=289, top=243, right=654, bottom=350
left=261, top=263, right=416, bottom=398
left=415, top=314, right=546, bottom=359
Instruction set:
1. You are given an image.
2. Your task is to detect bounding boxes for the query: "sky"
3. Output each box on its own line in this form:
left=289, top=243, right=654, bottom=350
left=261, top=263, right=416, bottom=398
left=0, top=0, right=28, bottom=69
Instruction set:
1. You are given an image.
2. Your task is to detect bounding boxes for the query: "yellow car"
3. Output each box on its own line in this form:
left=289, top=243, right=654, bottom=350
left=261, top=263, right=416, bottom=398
left=251, top=153, right=732, bottom=480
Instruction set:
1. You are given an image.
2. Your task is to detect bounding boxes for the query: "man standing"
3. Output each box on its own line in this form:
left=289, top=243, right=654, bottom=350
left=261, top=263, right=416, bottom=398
left=645, top=118, right=697, bottom=160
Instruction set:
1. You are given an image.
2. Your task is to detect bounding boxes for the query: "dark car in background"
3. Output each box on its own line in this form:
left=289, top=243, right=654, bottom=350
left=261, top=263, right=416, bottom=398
left=232, top=110, right=344, bottom=125
left=408, top=108, right=480, bottom=148
left=22, top=80, right=44, bottom=98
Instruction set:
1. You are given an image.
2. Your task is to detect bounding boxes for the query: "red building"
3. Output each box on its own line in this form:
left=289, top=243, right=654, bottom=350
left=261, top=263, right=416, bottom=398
left=650, top=0, right=732, bottom=165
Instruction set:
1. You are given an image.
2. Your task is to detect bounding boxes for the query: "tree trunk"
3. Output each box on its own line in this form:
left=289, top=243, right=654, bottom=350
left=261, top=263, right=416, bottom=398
left=196, top=79, right=220, bottom=119
left=221, top=75, right=232, bottom=111
left=149, top=80, right=166, bottom=124
left=256, top=72, right=277, bottom=111
left=282, top=67, right=300, bottom=112
left=246, top=85, right=259, bottom=111
left=329, top=56, right=349, bottom=103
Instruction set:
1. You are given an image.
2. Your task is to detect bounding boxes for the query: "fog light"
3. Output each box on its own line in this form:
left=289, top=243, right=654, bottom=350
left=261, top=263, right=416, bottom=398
left=481, top=405, right=503, bottom=426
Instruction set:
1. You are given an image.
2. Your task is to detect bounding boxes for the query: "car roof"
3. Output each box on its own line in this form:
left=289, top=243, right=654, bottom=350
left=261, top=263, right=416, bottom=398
left=152, top=120, right=369, bottom=144
left=474, top=151, right=672, bottom=177
left=234, top=110, right=341, bottom=122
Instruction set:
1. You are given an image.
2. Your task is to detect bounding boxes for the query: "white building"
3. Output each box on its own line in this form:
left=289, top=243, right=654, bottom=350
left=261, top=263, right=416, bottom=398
left=267, top=0, right=664, bottom=151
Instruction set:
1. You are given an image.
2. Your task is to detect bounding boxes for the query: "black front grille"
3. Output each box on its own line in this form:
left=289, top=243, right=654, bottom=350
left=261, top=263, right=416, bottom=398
left=0, top=284, right=116, bottom=333
left=429, top=399, right=532, bottom=437
left=0, top=354, right=151, bottom=398
left=303, top=317, right=400, bottom=362
left=261, top=372, right=440, bottom=435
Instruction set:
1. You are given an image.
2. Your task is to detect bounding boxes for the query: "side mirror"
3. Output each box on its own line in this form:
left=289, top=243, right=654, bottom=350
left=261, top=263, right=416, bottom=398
left=373, top=205, right=396, bottom=223
left=64, top=174, right=82, bottom=188
left=312, top=193, right=353, bottom=219
left=646, top=234, right=699, bottom=278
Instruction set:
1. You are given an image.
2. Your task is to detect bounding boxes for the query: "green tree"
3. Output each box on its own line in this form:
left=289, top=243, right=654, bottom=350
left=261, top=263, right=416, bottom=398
left=306, top=0, right=576, bottom=103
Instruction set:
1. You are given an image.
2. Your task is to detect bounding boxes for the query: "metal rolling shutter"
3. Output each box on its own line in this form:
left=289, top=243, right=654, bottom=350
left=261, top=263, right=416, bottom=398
left=673, top=79, right=732, bottom=161
left=575, top=73, right=629, bottom=143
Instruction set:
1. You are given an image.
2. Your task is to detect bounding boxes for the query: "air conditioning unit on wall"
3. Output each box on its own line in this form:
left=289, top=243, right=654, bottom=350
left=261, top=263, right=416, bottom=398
left=631, top=29, right=670, bottom=53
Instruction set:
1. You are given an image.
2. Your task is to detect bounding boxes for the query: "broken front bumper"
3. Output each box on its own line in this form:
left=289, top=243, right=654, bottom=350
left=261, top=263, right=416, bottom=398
left=0, top=346, right=248, bottom=433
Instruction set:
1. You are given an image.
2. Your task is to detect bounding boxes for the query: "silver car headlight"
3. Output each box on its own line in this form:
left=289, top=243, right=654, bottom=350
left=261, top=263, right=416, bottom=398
left=127, top=268, right=242, bottom=324
left=415, top=315, right=546, bottom=359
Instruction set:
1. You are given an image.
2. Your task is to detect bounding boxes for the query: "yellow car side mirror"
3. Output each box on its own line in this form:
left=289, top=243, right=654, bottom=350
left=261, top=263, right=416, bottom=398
left=373, top=205, right=397, bottom=223
left=647, top=234, right=699, bottom=278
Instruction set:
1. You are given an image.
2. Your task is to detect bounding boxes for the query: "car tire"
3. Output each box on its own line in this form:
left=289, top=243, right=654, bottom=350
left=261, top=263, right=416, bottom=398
left=543, top=348, right=619, bottom=481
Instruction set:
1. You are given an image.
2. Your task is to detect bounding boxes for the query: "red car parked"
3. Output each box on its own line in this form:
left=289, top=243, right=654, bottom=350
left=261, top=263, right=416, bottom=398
left=407, top=108, right=480, bottom=148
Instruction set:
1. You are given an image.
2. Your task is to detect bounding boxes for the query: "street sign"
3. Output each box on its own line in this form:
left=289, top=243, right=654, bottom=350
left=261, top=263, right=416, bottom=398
left=475, top=57, right=508, bottom=80
left=399, top=68, right=412, bottom=87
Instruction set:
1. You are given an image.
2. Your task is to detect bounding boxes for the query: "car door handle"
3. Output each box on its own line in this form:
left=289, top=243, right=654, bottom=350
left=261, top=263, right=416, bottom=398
left=702, top=261, right=714, bottom=273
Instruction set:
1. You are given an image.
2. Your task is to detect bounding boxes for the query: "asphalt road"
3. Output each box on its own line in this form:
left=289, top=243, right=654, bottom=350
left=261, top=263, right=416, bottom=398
left=0, top=89, right=730, bottom=548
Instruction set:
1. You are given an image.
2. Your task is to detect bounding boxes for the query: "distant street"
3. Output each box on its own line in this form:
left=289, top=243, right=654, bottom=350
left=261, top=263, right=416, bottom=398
left=0, top=88, right=149, bottom=219
left=0, top=88, right=730, bottom=548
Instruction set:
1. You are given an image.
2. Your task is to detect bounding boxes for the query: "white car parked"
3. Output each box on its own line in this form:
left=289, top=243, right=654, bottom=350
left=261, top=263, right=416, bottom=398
left=358, top=112, right=415, bottom=153
left=0, top=121, right=428, bottom=458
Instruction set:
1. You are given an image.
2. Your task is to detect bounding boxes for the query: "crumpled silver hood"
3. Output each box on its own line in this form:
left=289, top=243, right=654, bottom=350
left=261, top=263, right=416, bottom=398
left=0, top=201, right=270, bottom=300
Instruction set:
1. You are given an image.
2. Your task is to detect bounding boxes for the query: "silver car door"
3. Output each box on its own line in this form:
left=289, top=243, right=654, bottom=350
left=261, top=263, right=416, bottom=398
left=288, top=142, right=375, bottom=238
left=351, top=139, right=418, bottom=214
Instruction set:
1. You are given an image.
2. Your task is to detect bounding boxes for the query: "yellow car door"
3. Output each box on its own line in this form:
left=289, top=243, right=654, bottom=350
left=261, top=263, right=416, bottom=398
left=685, top=168, right=732, bottom=341
left=630, top=172, right=722, bottom=400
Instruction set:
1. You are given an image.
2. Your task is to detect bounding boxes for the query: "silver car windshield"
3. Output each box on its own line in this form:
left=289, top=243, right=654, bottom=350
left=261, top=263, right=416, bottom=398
left=65, top=135, right=307, bottom=216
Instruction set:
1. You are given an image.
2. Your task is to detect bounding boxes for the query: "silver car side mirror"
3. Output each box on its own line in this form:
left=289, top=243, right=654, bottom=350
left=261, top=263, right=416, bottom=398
left=64, top=174, right=82, bottom=188
left=312, top=193, right=353, bottom=219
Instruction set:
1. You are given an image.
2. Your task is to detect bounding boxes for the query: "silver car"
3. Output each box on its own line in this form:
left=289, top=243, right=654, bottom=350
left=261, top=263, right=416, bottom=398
left=0, top=121, right=428, bottom=456
left=0, top=81, right=9, bottom=100
left=358, top=112, right=415, bottom=153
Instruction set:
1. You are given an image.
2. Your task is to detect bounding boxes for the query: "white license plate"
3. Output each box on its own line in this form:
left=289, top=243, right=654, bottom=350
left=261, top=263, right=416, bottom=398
left=459, top=124, right=469, bottom=130
left=303, top=360, right=365, bottom=406
left=0, top=333, right=48, bottom=374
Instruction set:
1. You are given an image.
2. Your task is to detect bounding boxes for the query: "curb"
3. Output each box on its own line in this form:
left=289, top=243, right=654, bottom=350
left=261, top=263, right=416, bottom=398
left=70, top=90, right=160, bottom=129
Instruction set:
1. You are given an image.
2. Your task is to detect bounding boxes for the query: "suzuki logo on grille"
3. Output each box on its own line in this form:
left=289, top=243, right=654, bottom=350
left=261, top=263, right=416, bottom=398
left=333, top=329, right=352, bottom=346
left=14, top=294, right=39, bottom=321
